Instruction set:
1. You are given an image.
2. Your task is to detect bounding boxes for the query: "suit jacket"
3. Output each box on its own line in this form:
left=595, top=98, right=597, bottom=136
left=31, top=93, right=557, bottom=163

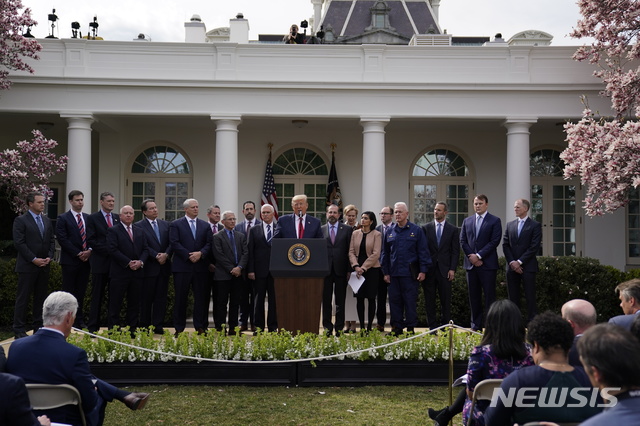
left=460, top=212, right=502, bottom=270
left=134, top=218, right=172, bottom=277
left=87, top=211, right=120, bottom=274
left=423, top=220, right=460, bottom=278
left=212, top=229, right=248, bottom=281
left=13, top=212, right=55, bottom=273
left=0, top=373, right=41, bottom=426
left=247, top=223, right=274, bottom=278
left=107, top=223, right=149, bottom=279
left=56, top=210, right=91, bottom=266
left=6, top=329, right=99, bottom=426
left=608, top=311, right=640, bottom=330
left=348, top=229, right=382, bottom=271
left=321, top=222, right=353, bottom=276
left=274, top=213, right=323, bottom=239
left=502, top=217, right=542, bottom=272
left=169, top=216, right=212, bottom=273
left=235, top=219, right=261, bottom=236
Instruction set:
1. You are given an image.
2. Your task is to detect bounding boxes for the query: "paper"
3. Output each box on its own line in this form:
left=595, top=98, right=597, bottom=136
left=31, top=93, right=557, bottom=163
left=452, top=374, right=468, bottom=387
left=348, top=272, right=365, bottom=294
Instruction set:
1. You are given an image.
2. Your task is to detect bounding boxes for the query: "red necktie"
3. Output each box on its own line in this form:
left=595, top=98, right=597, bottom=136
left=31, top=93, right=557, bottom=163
left=106, top=213, right=113, bottom=227
left=77, top=213, right=87, bottom=250
left=298, top=216, right=304, bottom=238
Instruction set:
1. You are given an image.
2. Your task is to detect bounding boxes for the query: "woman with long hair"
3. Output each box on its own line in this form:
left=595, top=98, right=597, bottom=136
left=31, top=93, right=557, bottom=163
left=349, top=211, right=382, bottom=332
left=429, top=299, right=534, bottom=425
left=343, top=204, right=359, bottom=333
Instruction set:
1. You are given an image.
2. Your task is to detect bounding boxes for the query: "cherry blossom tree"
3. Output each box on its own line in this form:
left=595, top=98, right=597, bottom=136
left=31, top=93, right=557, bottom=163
left=0, top=130, right=67, bottom=213
left=0, top=0, right=41, bottom=90
left=561, top=0, right=640, bottom=215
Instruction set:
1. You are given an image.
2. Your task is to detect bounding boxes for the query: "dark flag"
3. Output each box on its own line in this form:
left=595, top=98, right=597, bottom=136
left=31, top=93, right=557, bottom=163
left=326, top=150, right=342, bottom=212
left=261, top=153, right=279, bottom=219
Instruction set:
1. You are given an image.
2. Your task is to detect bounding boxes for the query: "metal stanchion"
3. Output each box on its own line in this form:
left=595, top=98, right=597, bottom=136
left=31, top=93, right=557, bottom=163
left=448, top=320, right=454, bottom=419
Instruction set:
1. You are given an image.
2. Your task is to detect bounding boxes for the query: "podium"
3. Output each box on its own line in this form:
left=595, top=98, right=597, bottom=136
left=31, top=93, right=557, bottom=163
left=270, top=239, right=329, bottom=334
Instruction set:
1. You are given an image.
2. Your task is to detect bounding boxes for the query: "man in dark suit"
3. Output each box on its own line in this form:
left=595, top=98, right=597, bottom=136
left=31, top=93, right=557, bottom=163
left=321, top=203, right=353, bottom=335
left=503, top=198, right=542, bottom=322
left=274, top=194, right=323, bottom=239
left=422, top=201, right=460, bottom=329
left=374, top=206, right=394, bottom=332
left=12, top=192, right=55, bottom=339
left=56, top=189, right=92, bottom=329
left=561, top=299, right=596, bottom=367
left=212, top=210, right=249, bottom=334
left=135, top=199, right=172, bottom=334
left=0, top=372, right=50, bottom=425
left=7, top=291, right=149, bottom=426
left=169, top=198, right=212, bottom=335
left=106, top=205, right=148, bottom=332
left=86, top=191, right=119, bottom=333
left=234, top=201, right=261, bottom=331
left=247, top=204, right=278, bottom=333
left=609, top=279, right=640, bottom=330
left=206, top=204, right=223, bottom=330
left=460, top=194, right=502, bottom=331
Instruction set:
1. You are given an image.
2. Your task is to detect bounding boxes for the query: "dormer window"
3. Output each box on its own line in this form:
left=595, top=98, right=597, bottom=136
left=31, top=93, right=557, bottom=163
left=371, top=1, right=391, bottom=29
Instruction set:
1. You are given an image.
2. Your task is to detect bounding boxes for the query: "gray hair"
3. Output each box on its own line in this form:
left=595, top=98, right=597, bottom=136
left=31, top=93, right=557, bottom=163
left=183, top=198, right=198, bottom=209
left=43, top=291, right=78, bottom=326
left=222, top=210, right=235, bottom=221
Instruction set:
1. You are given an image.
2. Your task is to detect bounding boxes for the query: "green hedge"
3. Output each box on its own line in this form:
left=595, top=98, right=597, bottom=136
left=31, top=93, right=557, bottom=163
left=0, top=256, right=630, bottom=330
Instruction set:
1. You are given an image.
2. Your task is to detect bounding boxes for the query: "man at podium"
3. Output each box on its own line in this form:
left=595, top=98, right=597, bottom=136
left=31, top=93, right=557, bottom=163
left=274, top=194, right=323, bottom=239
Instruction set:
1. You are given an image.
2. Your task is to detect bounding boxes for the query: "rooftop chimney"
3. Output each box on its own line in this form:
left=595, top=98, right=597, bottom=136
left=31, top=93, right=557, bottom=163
left=185, top=14, right=206, bottom=43
left=229, top=13, right=249, bottom=44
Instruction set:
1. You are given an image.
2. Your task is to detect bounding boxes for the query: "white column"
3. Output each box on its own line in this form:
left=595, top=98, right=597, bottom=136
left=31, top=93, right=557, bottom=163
left=61, top=113, right=94, bottom=211
left=211, top=116, right=241, bottom=213
left=360, top=117, right=390, bottom=213
left=503, top=118, right=537, bottom=221
left=311, top=0, right=324, bottom=32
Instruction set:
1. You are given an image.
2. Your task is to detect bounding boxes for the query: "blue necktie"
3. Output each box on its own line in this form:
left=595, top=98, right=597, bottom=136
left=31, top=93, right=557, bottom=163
left=152, top=220, right=161, bottom=242
left=517, top=219, right=525, bottom=237
left=190, top=219, right=196, bottom=239
left=475, top=215, right=482, bottom=238
left=266, top=224, right=272, bottom=242
left=436, top=222, right=442, bottom=245
left=36, top=215, right=44, bottom=237
left=228, top=230, right=238, bottom=264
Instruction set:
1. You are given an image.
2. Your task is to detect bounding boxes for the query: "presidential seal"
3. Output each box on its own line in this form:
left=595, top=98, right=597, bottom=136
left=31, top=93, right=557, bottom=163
left=288, top=243, right=311, bottom=266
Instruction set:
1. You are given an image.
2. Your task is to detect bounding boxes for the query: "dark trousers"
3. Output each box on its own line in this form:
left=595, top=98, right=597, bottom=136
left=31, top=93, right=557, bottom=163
left=239, top=276, right=253, bottom=328
left=422, top=268, right=452, bottom=328
left=61, top=262, right=90, bottom=327
left=388, top=276, right=419, bottom=330
left=322, top=273, right=348, bottom=333
left=466, top=267, right=497, bottom=330
left=506, top=270, right=537, bottom=322
left=376, top=269, right=388, bottom=327
left=140, top=271, right=170, bottom=330
left=13, top=268, right=49, bottom=333
left=215, top=277, right=242, bottom=331
left=253, top=274, right=278, bottom=332
left=173, top=271, right=210, bottom=331
left=108, top=275, right=142, bottom=330
left=88, top=272, right=109, bottom=332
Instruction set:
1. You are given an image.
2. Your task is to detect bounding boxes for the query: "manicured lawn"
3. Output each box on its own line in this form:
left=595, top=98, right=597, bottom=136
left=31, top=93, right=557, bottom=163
left=104, top=385, right=463, bottom=425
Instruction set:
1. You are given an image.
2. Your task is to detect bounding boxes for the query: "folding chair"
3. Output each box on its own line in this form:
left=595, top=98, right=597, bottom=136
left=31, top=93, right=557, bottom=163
left=466, top=378, right=503, bottom=426
left=26, top=383, right=87, bottom=426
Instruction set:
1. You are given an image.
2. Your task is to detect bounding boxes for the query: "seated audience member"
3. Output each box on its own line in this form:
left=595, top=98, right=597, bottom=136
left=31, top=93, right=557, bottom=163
left=577, top=323, right=640, bottom=425
left=485, top=312, right=601, bottom=425
left=631, top=314, right=640, bottom=342
left=0, top=345, right=5, bottom=371
left=428, top=300, right=534, bottom=426
left=0, top=372, right=51, bottom=425
left=560, top=299, right=596, bottom=367
left=6, top=291, right=149, bottom=426
left=609, top=278, right=640, bottom=329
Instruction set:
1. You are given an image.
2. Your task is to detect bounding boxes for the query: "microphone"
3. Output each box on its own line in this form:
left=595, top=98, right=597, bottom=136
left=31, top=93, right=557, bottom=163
left=297, top=210, right=303, bottom=218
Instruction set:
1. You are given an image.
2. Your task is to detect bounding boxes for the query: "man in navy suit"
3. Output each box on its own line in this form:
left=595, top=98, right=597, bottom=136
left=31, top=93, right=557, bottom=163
left=107, top=205, right=148, bottom=332
left=0, top=372, right=50, bottom=425
left=135, top=199, right=172, bottom=334
left=460, top=194, right=502, bottom=331
left=206, top=204, right=224, bottom=330
left=274, top=194, right=323, bottom=239
left=321, top=203, right=353, bottom=335
left=247, top=204, right=278, bottom=333
left=609, top=279, right=640, bottom=330
left=12, top=192, right=55, bottom=339
left=86, top=191, right=120, bottom=333
left=234, top=201, right=261, bottom=331
left=422, top=202, right=460, bottom=329
left=7, top=292, right=149, bottom=426
left=169, top=198, right=212, bottom=335
left=374, top=206, right=394, bottom=331
left=56, top=190, right=92, bottom=329
left=503, top=198, right=542, bottom=322
left=213, top=210, right=249, bottom=334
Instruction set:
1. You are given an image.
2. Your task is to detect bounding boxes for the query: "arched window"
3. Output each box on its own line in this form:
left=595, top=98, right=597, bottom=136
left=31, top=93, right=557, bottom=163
left=273, top=147, right=328, bottom=223
left=530, top=149, right=564, bottom=177
left=410, top=148, right=472, bottom=227
left=127, top=145, right=193, bottom=221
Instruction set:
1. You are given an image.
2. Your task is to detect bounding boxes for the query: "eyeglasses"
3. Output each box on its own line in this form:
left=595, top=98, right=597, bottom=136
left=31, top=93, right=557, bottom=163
left=380, top=212, right=391, bottom=215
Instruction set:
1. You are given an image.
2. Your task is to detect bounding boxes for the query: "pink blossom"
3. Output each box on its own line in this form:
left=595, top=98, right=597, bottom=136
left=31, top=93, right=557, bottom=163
left=0, top=0, right=41, bottom=90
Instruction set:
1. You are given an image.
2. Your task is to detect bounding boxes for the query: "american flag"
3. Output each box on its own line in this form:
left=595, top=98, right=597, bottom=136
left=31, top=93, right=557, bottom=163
left=261, top=154, right=279, bottom=219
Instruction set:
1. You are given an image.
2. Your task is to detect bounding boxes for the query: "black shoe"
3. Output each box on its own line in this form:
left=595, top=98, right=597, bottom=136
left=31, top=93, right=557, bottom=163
left=387, top=328, right=403, bottom=336
left=406, top=327, right=415, bottom=335
left=324, top=330, right=333, bottom=337
left=153, top=327, right=165, bottom=335
left=428, top=407, right=446, bottom=420
left=434, top=407, right=453, bottom=426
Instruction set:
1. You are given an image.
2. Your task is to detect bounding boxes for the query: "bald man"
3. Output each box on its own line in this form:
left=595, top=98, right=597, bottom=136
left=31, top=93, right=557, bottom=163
left=561, top=299, right=597, bottom=367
